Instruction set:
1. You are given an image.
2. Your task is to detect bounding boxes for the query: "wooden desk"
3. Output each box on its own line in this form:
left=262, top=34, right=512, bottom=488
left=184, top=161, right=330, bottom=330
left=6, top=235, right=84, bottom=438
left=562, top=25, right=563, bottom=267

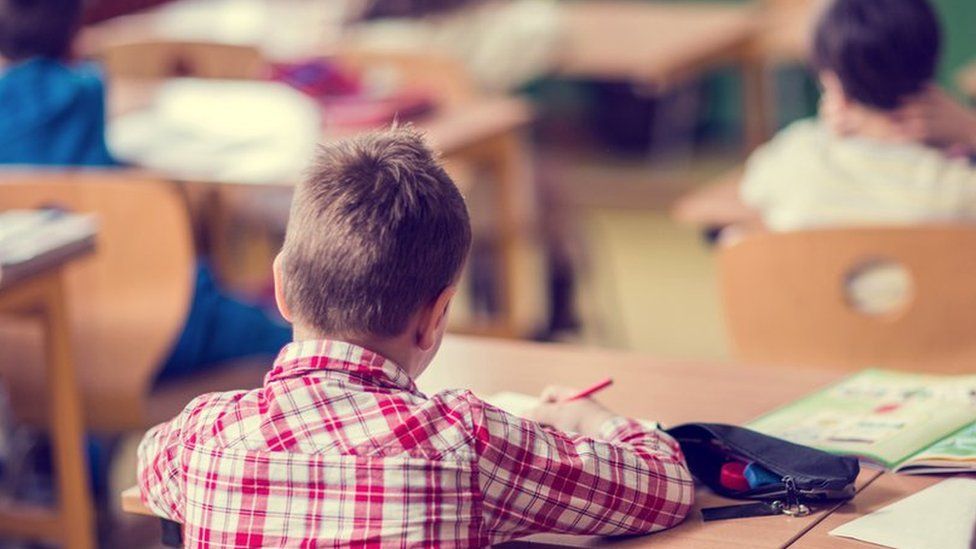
left=559, top=2, right=757, bottom=86
left=88, top=0, right=771, bottom=148
left=559, top=1, right=768, bottom=149
left=757, top=0, right=819, bottom=65
left=108, top=80, right=533, bottom=163
left=790, top=473, right=959, bottom=549
left=0, top=236, right=96, bottom=548
left=122, top=335, right=883, bottom=547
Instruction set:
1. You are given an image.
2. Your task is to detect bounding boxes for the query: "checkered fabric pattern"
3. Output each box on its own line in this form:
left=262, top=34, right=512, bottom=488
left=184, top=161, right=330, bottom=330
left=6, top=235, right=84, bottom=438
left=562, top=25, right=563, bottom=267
left=139, top=340, right=694, bottom=547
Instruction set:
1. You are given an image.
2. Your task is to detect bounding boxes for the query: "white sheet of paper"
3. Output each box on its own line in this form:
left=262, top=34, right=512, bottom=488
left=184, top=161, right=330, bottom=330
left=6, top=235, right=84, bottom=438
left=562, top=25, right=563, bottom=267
left=829, top=478, right=976, bottom=549
left=483, top=392, right=539, bottom=418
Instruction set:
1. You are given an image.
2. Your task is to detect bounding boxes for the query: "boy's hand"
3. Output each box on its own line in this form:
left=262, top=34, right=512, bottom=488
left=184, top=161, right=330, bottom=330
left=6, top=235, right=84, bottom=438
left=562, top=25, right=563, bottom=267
left=526, top=386, right=616, bottom=438
left=893, top=86, right=976, bottom=152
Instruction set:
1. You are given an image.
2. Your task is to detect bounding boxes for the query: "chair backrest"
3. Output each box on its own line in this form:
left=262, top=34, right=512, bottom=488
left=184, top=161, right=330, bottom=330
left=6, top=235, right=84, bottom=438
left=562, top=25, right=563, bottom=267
left=0, top=171, right=195, bottom=431
left=719, top=226, right=976, bottom=373
left=98, top=40, right=266, bottom=80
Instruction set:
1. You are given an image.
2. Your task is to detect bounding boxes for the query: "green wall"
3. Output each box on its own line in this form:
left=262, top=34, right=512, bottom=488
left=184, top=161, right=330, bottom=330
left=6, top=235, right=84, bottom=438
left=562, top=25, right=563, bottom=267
left=933, top=0, right=976, bottom=92
left=698, top=0, right=976, bottom=137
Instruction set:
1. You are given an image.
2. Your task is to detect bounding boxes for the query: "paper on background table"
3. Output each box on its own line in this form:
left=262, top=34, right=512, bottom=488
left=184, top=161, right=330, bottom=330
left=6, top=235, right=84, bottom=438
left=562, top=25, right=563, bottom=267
left=0, top=211, right=97, bottom=265
left=829, top=478, right=976, bottom=549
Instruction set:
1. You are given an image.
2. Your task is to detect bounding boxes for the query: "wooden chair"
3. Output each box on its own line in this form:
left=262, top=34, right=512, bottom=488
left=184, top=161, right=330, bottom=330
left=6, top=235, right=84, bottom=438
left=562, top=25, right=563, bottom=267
left=0, top=171, right=268, bottom=433
left=97, top=40, right=266, bottom=80
left=719, top=226, right=976, bottom=373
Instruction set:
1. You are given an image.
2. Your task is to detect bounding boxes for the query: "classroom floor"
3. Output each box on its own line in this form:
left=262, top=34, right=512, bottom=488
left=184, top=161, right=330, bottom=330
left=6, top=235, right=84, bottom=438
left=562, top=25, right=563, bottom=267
left=548, top=145, right=734, bottom=361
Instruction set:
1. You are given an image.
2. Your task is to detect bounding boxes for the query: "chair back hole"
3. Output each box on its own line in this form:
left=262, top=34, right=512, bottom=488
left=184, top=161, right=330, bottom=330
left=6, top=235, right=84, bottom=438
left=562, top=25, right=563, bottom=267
left=843, top=257, right=914, bottom=319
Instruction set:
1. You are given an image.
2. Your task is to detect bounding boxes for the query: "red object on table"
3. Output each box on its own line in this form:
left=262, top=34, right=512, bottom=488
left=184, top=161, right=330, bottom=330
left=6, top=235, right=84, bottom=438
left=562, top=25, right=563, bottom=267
left=720, top=461, right=751, bottom=492
left=564, top=377, right=614, bottom=402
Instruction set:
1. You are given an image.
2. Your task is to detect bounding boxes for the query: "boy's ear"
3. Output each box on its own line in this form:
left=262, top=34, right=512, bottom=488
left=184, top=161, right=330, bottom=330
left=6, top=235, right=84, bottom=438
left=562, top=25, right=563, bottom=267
left=272, top=253, right=294, bottom=323
left=417, top=286, right=457, bottom=351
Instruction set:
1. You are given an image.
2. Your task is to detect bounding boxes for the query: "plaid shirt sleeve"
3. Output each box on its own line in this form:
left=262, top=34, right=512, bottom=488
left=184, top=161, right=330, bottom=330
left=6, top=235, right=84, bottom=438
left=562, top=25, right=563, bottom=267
left=137, top=394, right=212, bottom=523
left=471, top=400, right=695, bottom=542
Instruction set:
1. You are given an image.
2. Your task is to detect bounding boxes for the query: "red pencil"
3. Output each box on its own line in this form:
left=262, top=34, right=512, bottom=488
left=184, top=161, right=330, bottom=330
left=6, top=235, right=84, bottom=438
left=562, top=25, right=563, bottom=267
left=564, top=377, right=614, bottom=402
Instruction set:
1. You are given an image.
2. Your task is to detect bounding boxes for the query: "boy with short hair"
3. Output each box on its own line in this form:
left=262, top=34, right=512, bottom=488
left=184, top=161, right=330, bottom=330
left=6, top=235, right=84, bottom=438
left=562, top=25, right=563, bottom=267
left=138, top=127, right=694, bottom=546
left=735, top=0, right=976, bottom=232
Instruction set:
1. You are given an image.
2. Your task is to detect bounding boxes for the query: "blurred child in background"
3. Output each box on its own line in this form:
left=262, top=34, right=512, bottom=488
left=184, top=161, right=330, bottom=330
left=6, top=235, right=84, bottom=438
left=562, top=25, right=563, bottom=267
left=0, top=0, right=114, bottom=165
left=0, top=0, right=290, bottom=382
left=0, top=0, right=291, bottom=516
left=740, top=0, right=976, bottom=232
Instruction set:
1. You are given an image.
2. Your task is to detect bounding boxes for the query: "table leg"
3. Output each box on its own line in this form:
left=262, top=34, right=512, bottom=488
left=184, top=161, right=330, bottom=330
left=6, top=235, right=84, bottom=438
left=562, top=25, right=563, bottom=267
left=41, top=275, right=96, bottom=549
left=741, top=47, right=770, bottom=152
left=476, top=131, right=544, bottom=338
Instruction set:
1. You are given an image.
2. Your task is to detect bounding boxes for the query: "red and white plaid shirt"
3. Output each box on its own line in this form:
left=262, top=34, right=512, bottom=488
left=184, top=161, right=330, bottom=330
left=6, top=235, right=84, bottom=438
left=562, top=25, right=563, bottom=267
left=138, top=340, right=694, bottom=547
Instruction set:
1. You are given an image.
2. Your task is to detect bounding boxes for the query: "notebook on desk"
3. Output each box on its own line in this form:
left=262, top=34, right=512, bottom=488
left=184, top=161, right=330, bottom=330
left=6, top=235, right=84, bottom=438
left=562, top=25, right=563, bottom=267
left=748, top=369, right=976, bottom=474
left=0, top=209, right=97, bottom=276
left=484, top=391, right=540, bottom=418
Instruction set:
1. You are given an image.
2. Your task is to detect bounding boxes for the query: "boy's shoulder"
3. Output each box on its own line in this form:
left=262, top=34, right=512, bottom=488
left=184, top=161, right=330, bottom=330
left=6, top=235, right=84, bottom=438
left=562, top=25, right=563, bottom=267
left=169, top=389, right=256, bottom=443
left=744, top=118, right=825, bottom=176
left=169, top=385, right=494, bottom=457
left=766, top=118, right=828, bottom=150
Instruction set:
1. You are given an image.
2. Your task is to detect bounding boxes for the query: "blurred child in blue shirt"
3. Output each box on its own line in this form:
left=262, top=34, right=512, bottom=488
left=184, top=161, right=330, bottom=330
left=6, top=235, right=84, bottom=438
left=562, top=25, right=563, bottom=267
left=0, top=0, right=289, bottom=381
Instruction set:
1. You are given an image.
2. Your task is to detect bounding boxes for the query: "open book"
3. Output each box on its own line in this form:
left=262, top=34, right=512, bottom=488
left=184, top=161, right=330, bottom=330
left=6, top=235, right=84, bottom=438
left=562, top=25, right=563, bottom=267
left=748, top=369, right=976, bottom=474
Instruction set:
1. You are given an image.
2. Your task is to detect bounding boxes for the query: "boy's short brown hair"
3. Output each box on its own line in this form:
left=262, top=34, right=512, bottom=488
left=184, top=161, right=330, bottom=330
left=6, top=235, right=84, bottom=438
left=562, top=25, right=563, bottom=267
left=281, top=126, right=471, bottom=338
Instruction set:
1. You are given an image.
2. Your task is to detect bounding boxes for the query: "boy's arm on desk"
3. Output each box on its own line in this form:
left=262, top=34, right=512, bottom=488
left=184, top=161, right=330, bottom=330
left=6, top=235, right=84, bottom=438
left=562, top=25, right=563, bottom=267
left=473, top=400, right=695, bottom=540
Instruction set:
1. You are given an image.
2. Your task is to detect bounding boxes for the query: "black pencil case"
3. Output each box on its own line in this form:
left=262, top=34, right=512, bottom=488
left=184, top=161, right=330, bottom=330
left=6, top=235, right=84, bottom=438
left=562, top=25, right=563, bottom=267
left=665, top=423, right=859, bottom=503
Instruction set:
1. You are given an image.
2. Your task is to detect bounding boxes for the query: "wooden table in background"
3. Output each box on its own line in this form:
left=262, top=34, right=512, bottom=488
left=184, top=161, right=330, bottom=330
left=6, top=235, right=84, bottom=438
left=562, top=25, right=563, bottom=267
left=90, top=0, right=773, bottom=149
left=122, top=335, right=891, bottom=548
left=757, top=0, right=818, bottom=66
left=0, top=235, right=96, bottom=548
left=559, top=1, right=768, bottom=150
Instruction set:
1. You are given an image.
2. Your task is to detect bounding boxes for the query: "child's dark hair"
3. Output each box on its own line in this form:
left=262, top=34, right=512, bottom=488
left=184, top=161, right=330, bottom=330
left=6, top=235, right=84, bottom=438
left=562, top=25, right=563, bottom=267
left=812, top=0, right=941, bottom=111
left=0, top=0, right=82, bottom=61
